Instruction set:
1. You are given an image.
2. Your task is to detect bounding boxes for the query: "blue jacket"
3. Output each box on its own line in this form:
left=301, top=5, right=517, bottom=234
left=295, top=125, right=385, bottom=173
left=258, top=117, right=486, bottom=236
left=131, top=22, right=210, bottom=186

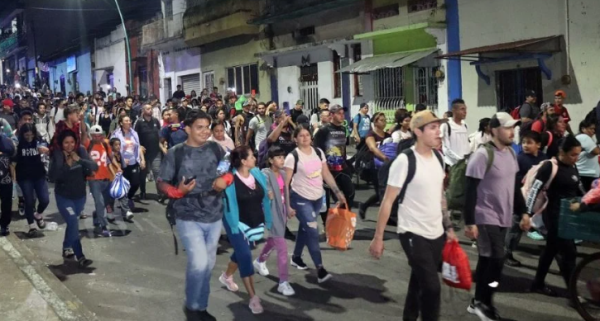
left=223, top=167, right=272, bottom=234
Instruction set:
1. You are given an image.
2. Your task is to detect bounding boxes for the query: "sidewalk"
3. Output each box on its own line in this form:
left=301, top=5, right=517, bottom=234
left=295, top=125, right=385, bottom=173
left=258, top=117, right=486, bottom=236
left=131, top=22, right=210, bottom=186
left=0, top=235, right=97, bottom=321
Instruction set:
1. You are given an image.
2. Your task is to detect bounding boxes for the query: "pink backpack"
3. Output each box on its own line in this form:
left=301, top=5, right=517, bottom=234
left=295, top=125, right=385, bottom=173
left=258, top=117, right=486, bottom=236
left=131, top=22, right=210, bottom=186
left=521, top=158, right=558, bottom=215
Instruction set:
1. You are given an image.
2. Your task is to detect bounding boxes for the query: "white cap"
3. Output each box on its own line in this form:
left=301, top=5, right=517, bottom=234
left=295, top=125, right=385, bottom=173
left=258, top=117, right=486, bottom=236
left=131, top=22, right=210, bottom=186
left=90, top=125, right=104, bottom=135
left=491, top=112, right=520, bottom=128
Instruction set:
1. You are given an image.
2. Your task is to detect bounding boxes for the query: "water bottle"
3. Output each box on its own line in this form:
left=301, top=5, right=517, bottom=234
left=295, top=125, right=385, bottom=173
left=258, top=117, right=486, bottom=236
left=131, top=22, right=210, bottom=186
left=216, top=152, right=230, bottom=176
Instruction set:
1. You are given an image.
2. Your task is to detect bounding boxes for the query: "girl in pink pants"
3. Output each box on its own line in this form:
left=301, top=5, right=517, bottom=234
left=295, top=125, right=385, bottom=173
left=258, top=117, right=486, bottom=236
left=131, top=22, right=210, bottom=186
left=253, top=147, right=295, bottom=296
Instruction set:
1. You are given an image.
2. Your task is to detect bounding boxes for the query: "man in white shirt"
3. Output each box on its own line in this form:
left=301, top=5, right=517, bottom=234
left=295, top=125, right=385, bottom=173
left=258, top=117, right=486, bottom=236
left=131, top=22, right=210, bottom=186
left=370, top=110, right=457, bottom=321
left=440, top=99, right=471, bottom=167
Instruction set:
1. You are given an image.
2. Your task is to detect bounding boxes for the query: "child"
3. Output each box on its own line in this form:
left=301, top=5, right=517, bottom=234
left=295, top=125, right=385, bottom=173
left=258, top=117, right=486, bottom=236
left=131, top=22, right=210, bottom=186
left=107, top=137, right=134, bottom=222
left=253, top=146, right=295, bottom=296
left=85, top=125, right=113, bottom=237
left=505, top=131, right=547, bottom=267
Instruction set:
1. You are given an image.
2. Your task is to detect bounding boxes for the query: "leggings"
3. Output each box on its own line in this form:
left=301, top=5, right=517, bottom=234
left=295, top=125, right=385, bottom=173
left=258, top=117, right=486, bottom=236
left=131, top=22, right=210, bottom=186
left=533, top=229, right=577, bottom=288
left=258, top=237, right=289, bottom=282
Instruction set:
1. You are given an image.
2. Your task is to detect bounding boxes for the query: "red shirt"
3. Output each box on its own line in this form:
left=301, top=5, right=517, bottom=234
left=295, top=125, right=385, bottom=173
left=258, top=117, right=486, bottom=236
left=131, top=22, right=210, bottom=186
left=531, top=119, right=546, bottom=133
left=552, top=104, right=571, bottom=123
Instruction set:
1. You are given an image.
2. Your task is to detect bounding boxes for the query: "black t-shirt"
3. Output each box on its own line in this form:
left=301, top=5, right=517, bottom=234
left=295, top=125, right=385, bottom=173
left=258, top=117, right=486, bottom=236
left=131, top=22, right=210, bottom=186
left=134, top=117, right=161, bottom=160
left=99, top=112, right=113, bottom=135
left=15, top=139, right=46, bottom=181
left=291, top=109, right=304, bottom=124
left=314, top=123, right=348, bottom=172
left=234, top=175, right=265, bottom=228
left=267, top=127, right=295, bottom=155
left=516, top=152, right=547, bottom=184
left=366, top=130, right=390, bottom=144
left=173, top=90, right=186, bottom=99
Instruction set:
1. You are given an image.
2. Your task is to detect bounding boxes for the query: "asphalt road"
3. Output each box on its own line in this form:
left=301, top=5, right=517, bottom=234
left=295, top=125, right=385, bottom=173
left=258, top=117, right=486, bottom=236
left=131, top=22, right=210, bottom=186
left=8, top=182, right=587, bottom=321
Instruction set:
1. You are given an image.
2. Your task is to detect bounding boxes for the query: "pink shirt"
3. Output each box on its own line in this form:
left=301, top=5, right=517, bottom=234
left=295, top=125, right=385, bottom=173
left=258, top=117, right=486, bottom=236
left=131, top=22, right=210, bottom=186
left=284, top=147, right=326, bottom=200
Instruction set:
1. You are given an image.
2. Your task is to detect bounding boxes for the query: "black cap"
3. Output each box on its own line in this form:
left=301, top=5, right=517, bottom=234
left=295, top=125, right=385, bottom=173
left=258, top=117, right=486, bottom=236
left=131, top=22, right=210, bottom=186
left=525, top=90, right=536, bottom=98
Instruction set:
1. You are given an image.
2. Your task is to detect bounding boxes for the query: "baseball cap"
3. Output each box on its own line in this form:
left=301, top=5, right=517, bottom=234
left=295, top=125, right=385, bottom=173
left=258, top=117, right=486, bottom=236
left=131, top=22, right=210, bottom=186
left=410, top=111, right=447, bottom=131
left=2, top=99, right=14, bottom=108
left=328, top=104, right=347, bottom=113
left=490, top=112, right=520, bottom=129
left=525, top=90, right=536, bottom=98
left=90, top=125, right=104, bottom=135
left=554, top=90, right=566, bottom=98
left=296, top=99, right=304, bottom=106
left=297, top=114, right=310, bottom=126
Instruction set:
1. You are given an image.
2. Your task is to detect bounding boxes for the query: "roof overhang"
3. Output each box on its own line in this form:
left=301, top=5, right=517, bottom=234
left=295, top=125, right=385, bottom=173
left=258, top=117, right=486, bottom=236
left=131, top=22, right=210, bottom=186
left=248, top=0, right=361, bottom=25
left=353, top=22, right=444, bottom=55
left=338, top=48, right=438, bottom=74
left=256, top=37, right=360, bottom=66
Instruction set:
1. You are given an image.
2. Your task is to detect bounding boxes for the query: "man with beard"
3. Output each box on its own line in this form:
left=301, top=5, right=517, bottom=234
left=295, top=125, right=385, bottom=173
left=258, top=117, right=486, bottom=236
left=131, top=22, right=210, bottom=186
left=247, top=102, right=272, bottom=151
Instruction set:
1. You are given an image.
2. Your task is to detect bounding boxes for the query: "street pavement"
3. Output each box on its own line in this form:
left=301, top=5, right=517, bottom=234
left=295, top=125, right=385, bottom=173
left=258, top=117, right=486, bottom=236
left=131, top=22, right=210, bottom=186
left=4, top=181, right=588, bottom=321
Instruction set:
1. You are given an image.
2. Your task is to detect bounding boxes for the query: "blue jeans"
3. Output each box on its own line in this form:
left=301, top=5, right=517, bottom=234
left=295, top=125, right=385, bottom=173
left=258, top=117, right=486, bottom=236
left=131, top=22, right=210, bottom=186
left=18, top=178, right=50, bottom=225
left=291, top=191, right=323, bottom=268
left=89, top=180, right=111, bottom=228
left=222, top=217, right=254, bottom=278
left=176, top=219, right=222, bottom=311
left=56, top=194, right=87, bottom=259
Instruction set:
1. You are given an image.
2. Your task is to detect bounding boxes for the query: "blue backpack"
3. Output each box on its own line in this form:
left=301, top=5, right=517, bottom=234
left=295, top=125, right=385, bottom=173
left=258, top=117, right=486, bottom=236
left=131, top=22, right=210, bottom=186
left=374, top=141, right=398, bottom=168
left=256, top=139, right=270, bottom=169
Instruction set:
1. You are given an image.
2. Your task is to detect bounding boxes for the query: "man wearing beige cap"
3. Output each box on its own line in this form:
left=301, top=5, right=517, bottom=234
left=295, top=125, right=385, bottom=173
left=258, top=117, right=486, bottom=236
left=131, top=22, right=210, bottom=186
left=370, top=110, right=456, bottom=321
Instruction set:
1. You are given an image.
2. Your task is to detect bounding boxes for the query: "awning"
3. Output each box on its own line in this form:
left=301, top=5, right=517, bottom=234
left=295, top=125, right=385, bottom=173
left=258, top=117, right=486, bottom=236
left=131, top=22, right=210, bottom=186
left=353, top=22, right=443, bottom=55
left=338, top=48, right=438, bottom=73
left=436, top=36, right=561, bottom=60
left=93, top=66, right=114, bottom=71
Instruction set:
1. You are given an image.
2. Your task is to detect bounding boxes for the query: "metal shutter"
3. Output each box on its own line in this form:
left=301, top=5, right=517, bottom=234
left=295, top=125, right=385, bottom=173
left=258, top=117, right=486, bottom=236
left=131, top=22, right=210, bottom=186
left=181, top=74, right=201, bottom=97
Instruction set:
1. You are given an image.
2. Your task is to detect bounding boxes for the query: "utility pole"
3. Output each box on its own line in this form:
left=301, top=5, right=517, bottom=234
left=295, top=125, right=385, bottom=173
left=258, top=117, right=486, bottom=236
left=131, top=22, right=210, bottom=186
left=114, top=0, right=133, bottom=95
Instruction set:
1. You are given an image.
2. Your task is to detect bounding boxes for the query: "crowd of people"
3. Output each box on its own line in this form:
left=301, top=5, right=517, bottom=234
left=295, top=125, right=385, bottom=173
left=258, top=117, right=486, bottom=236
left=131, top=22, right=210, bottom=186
left=0, top=82, right=597, bottom=321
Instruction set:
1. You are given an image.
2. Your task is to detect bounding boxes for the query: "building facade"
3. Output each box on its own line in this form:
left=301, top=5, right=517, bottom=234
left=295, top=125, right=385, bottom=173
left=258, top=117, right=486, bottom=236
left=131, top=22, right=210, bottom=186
left=47, top=49, right=94, bottom=95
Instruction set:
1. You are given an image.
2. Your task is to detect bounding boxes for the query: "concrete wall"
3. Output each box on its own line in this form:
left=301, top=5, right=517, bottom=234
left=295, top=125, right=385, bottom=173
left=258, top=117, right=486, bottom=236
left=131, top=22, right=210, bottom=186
left=48, top=49, right=93, bottom=95
left=277, top=65, right=300, bottom=110
left=95, top=27, right=128, bottom=95
left=458, top=0, right=600, bottom=131
left=159, top=47, right=201, bottom=103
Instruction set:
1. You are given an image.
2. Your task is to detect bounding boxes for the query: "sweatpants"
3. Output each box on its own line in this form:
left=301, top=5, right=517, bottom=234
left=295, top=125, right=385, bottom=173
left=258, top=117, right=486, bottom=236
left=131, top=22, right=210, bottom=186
left=258, top=237, right=289, bottom=282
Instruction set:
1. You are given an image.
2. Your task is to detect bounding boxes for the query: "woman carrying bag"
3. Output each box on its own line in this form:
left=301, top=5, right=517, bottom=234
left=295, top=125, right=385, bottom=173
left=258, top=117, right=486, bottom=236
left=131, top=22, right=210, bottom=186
left=218, top=146, right=272, bottom=314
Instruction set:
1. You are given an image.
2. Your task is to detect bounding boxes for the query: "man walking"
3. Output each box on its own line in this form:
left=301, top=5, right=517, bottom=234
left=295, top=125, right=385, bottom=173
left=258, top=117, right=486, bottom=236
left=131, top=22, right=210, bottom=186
left=518, top=90, right=539, bottom=124
left=352, top=103, right=371, bottom=148
left=134, top=104, right=162, bottom=200
left=440, top=98, right=470, bottom=167
left=370, top=110, right=456, bottom=321
left=464, top=112, right=526, bottom=321
left=247, top=102, right=272, bottom=151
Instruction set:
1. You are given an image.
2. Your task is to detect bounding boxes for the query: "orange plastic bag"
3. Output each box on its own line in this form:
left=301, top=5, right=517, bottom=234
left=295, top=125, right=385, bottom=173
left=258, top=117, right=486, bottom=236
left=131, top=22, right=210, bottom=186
left=325, top=203, right=357, bottom=251
left=441, top=240, right=472, bottom=290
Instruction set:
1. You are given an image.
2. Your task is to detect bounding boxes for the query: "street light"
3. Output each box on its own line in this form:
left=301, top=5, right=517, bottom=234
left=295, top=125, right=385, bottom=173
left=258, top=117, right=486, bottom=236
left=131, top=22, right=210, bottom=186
left=113, top=0, right=134, bottom=95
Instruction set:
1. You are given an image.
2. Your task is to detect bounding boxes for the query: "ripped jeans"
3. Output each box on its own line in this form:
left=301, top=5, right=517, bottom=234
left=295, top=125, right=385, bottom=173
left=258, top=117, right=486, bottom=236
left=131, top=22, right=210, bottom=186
left=291, top=191, right=323, bottom=268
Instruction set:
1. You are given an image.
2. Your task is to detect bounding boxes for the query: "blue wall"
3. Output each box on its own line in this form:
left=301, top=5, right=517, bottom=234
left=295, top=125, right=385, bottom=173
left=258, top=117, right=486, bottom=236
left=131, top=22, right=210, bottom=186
left=48, top=48, right=93, bottom=94
left=446, top=0, right=462, bottom=109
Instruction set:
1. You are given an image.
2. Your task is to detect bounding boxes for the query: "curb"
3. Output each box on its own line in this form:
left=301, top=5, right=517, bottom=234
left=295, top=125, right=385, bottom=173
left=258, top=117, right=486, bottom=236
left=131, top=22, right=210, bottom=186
left=0, top=234, right=98, bottom=321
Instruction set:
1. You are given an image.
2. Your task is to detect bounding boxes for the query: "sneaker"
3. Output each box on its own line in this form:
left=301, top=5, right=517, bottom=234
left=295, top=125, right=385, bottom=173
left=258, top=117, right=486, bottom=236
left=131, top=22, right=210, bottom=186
left=277, top=281, right=295, bottom=296
left=34, top=213, right=47, bottom=229
left=290, top=256, right=308, bottom=270
left=125, top=211, right=134, bottom=221
left=530, top=283, right=558, bottom=297
left=317, top=267, right=332, bottom=284
left=219, top=272, right=239, bottom=292
left=504, top=254, right=522, bottom=267
left=527, top=230, right=545, bottom=241
left=62, top=248, right=75, bottom=259
left=94, top=226, right=112, bottom=237
left=183, top=306, right=216, bottom=321
left=197, top=310, right=216, bottom=321
left=473, top=302, right=500, bottom=321
left=27, top=228, right=44, bottom=238
left=0, top=226, right=9, bottom=236
left=358, top=203, right=366, bottom=220
left=78, top=257, right=93, bottom=268
left=248, top=296, right=263, bottom=314
left=253, top=259, right=270, bottom=276
left=467, top=298, right=477, bottom=314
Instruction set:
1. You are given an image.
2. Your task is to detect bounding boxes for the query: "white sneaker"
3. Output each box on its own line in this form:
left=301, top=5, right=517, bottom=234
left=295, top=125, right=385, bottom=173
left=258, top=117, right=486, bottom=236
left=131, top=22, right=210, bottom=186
left=125, top=211, right=134, bottom=220
left=277, top=281, right=295, bottom=296
left=253, top=259, right=270, bottom=276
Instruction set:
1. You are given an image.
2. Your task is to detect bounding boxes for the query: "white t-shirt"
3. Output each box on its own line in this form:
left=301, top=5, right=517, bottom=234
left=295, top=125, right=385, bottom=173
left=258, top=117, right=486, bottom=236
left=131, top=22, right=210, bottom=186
left=387, top=147, right=445, bottom=239
left=576, top=133, right=600, bottom=177
left=440, top=119, right=470, bottom=166
left=391, top=129, right=412, bottom=143
left=51, top=107, right=65, bottom=124
left=284, top=147, right=326, bottom=201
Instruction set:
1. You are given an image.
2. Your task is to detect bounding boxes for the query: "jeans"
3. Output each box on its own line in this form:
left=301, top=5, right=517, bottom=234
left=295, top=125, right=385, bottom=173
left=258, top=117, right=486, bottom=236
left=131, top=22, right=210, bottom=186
left=258, top=237, right=289, bottom=282
left=505, top=214, right=523, bottom=256
left=123, top=164, right=141, bottom=199
left=140, top=154, right=161, bottom=195
left=399, top=232, right=446, bottom=321
left=56, top=194, right=87, bottom=259
left=0, top=184, right=13, bottom=229
left=18, top=178, right=50, bottom=226
left=177, top=218, right=222, bottom=311
left=291, top=191, right=323, bottom=268
left=89, top=180, right=111, bottom=228
left=222, top=217, right=254, bottom=278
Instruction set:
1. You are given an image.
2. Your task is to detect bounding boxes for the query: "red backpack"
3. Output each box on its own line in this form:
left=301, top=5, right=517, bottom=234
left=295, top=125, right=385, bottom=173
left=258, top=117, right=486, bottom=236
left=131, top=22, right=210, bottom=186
left=510, top=106, right=521, bottom=120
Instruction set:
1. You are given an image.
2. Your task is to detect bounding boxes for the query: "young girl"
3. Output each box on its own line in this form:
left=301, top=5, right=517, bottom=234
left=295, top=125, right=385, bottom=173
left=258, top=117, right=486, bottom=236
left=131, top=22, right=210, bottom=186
left=107, top=138, right=133, bottom=222
left=254, top=146, right=295, bottom=296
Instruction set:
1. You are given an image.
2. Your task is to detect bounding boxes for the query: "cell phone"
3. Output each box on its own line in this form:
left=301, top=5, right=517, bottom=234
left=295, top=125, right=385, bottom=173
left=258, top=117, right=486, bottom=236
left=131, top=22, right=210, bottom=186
left=184, top=175, right=197, bottom=185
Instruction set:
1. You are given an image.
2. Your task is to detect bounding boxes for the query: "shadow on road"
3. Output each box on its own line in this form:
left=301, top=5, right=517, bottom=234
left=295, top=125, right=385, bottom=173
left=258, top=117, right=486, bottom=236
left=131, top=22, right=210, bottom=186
left=48, top=260, right=97, bottom=282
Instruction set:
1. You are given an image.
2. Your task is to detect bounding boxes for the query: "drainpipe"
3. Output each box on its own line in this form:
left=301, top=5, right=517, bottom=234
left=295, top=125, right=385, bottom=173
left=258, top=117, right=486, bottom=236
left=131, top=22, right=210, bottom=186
left=114, top=0, right=134, bottom=95
left=564, top=0, right=570, bottom=77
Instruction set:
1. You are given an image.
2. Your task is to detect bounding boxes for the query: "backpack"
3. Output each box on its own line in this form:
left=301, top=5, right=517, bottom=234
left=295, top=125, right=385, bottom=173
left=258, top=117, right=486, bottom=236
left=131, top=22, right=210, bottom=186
left=165, top=141, right=223, bottom=255
left=290, top=147, right=324, bottom=175
left=350, top=114, right=370, bottom=135
left=510, top=105, right=521, bottom=120
left=374, top=141, right=398, bottom=168
left=446, top=142, right=498, bottom=211
left=445, top=122, right=467, bottom=137
left=521, top=158, right=558, bottom=216
left=377, top=148, right=444, bottom=219
left=256, top=139, right=270, bottom=169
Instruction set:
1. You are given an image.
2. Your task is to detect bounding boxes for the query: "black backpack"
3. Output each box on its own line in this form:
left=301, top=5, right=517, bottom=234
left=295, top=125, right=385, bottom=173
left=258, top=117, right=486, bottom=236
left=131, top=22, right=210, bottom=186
left=165, top=141, right=223, bottom=254
left=290, top=147, right=324, bottom=175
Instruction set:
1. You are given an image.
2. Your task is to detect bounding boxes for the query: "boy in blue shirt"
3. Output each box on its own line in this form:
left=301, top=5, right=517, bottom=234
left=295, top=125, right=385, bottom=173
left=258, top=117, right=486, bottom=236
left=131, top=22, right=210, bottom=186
left=505, top=131, right=547, bottom=267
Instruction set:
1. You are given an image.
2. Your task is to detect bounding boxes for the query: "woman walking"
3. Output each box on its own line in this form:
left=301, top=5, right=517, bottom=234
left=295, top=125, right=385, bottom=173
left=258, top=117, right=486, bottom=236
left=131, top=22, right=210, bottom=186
left=111, top=115, right=145, bottom=208
left=209, top=121, right=234, bottom=152
left=49, top=130, right=97, bottom=267
left=14, top=123, right=50, bottom=238
left=219, top=146, right=272, bottom=314
left=285, top=126, right=346, bottom=283
left=575, top=120, right=599, bottom=191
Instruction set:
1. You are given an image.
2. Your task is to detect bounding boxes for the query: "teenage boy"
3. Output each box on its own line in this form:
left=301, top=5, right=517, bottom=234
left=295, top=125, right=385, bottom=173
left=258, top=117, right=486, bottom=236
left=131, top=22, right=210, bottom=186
left=505, top=131, right=546, bottom=267
left=370, top=110, right=456, bottom=321
left=352, top=103, right=371, bottom=147
left=464, top=112, right=527, bottom=321
left=85, top=125, right=113, bottom=237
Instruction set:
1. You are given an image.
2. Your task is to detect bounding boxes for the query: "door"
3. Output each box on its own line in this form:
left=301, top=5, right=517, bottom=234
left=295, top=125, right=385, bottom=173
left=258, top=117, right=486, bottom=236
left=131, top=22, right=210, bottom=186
left=299, top=64, right=318, bottom=115
left=181, top=73, right=201, bottom=98
left=164, top=78, right=172, bottom=100
left=60, top=75, right=66, bottom=94
left=203, top=71, right=215, bottom=92
left=138, top=66, right=148, bottom=98
left=496, top=67, right=542, bottom=111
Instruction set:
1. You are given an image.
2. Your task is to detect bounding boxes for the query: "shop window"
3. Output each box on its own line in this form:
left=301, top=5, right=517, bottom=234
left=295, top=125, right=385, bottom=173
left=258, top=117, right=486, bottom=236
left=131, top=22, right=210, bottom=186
left=333, top=50, right=341, bottom=98
left=414, top=67, right=438, bottom=109
left=374, top=67, right=404, bottom=106
left=227, top=63, right=259, bottom=95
